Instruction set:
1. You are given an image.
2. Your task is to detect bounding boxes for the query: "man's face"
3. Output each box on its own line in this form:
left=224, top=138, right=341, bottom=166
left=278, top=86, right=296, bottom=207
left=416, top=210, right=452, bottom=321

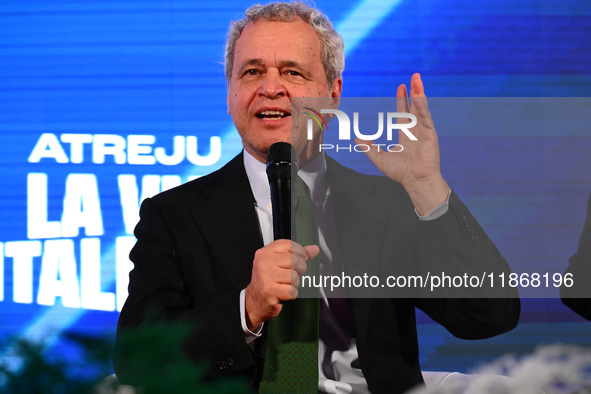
left=227, top=18, right=342, bottom=163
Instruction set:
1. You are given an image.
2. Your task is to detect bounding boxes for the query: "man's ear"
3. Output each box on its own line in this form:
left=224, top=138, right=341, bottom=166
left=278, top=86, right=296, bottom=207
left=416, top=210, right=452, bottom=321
left=226, top=92, right=231, bottom=115
left=331, top=77, right=343, bottom=98
left=329, top=77, right=343, bottom=108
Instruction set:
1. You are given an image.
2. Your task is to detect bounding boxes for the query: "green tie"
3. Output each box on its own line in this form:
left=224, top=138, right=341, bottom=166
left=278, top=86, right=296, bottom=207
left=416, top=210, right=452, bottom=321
left=259, top=175, right=320, bottom=393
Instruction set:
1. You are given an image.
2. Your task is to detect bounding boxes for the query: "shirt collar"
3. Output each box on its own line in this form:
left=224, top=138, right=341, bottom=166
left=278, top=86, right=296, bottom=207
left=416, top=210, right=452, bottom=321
left=298, top=151, right=328, bottom=207
left=243, top=150, right=272, bottom=211
left=243, top=149, right=328, bottom=210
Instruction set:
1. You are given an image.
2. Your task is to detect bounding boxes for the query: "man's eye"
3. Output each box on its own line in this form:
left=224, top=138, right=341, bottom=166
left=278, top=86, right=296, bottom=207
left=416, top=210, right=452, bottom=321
left=245, top=69, right=259, bottom=76
left=286, top=70, right=302, bottom=77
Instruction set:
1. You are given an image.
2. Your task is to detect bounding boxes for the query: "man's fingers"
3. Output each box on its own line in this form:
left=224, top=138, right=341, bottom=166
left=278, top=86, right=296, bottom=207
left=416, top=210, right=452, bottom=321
left=291, top=258, right=307, bottom=279
left=266, top=283, right=296, bottom=305
left=291, top=269, right=301, bottom=288
left=290, top=285, right=299, bottom=300
left=396, top=84, right=410, bottom=115
left=290, top=240, right=308, bottom=260
left=274, top=283, right=298, bottom=301
left=408, top=73, right=436, bottom=140
left=288, top=244, right=318, bottom=277
left=410, top=73, right=425, bottom=98
left=409, top=74, right=432, bottom=121
left=304, top=244, right=320, bottom=261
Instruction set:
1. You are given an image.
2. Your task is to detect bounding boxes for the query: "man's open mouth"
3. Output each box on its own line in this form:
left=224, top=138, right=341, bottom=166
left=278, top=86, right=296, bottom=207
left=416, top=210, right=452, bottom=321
left=256, top=110, right=290, bottom=120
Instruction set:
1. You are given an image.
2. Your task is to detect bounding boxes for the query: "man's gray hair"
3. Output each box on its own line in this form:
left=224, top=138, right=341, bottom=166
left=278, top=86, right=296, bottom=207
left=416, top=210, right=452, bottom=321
left=224, top=1, right=345, bottom=87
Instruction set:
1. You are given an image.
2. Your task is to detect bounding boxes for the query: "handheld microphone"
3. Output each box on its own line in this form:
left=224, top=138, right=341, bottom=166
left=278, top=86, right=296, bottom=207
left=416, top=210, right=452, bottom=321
left=266, top=142, right=296, bottom=240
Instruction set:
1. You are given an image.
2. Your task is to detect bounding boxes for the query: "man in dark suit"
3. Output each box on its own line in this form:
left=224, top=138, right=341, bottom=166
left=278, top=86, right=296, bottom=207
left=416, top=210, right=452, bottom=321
left=115, top=2, right=520, bottom=393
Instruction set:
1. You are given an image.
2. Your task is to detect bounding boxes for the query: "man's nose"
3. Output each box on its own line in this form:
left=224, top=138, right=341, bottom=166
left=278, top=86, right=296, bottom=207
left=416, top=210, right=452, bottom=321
left=258, top=68, right=286, bottom=99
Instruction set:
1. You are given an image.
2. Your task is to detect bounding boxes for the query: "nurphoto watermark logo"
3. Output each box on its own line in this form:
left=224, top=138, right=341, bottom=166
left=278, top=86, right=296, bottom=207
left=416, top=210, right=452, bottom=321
left=298, top=98, right=418, bottom=153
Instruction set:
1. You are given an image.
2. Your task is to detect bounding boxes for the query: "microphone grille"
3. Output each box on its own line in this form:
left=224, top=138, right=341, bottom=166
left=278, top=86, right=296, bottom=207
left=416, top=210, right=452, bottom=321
left=266, top=142, right=295, bottom=181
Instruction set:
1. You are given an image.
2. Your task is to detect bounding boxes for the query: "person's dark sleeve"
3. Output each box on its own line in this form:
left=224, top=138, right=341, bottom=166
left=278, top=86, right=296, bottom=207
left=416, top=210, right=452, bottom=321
left=415, top=191, right=520, bottom=339
left=113, top=196, right=260, bottom=386
left=561, top=193, right=591, bottom=320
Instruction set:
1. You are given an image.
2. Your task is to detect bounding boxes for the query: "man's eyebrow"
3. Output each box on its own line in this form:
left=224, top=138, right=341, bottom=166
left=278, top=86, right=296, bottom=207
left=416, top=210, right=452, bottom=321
left=239, top=58, right=265, bottom=70
left=237, top=58, right=313, bottom=78
left=278, top=60, right=312, bottom=77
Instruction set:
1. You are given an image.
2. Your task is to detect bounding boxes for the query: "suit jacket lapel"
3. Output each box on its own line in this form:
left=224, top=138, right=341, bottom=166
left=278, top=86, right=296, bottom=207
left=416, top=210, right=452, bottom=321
left=325, top=157, right=388, bottom=338
left=190, top=152, right=264, bottom=290
left=326, top=157, right=388, bottom=282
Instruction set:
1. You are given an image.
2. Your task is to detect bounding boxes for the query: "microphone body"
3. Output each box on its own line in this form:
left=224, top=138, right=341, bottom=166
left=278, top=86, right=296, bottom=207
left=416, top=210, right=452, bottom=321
left=266, top=143, right=295, bottom=241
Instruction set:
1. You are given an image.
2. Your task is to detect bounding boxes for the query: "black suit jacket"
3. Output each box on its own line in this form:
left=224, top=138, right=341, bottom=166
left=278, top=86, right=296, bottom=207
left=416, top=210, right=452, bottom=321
left=115, top=152, right=520, bottom=393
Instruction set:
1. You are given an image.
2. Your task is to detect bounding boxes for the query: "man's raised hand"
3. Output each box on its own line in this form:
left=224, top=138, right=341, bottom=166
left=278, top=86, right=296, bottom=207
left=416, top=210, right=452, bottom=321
left=356, top=73, right=450, bottom=215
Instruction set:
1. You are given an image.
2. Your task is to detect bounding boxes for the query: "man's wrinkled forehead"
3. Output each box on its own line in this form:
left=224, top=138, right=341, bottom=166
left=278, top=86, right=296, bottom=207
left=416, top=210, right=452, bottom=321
left=235, top=57, right=314, bottom=78
left=230, top=18, right=324, bottom=74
